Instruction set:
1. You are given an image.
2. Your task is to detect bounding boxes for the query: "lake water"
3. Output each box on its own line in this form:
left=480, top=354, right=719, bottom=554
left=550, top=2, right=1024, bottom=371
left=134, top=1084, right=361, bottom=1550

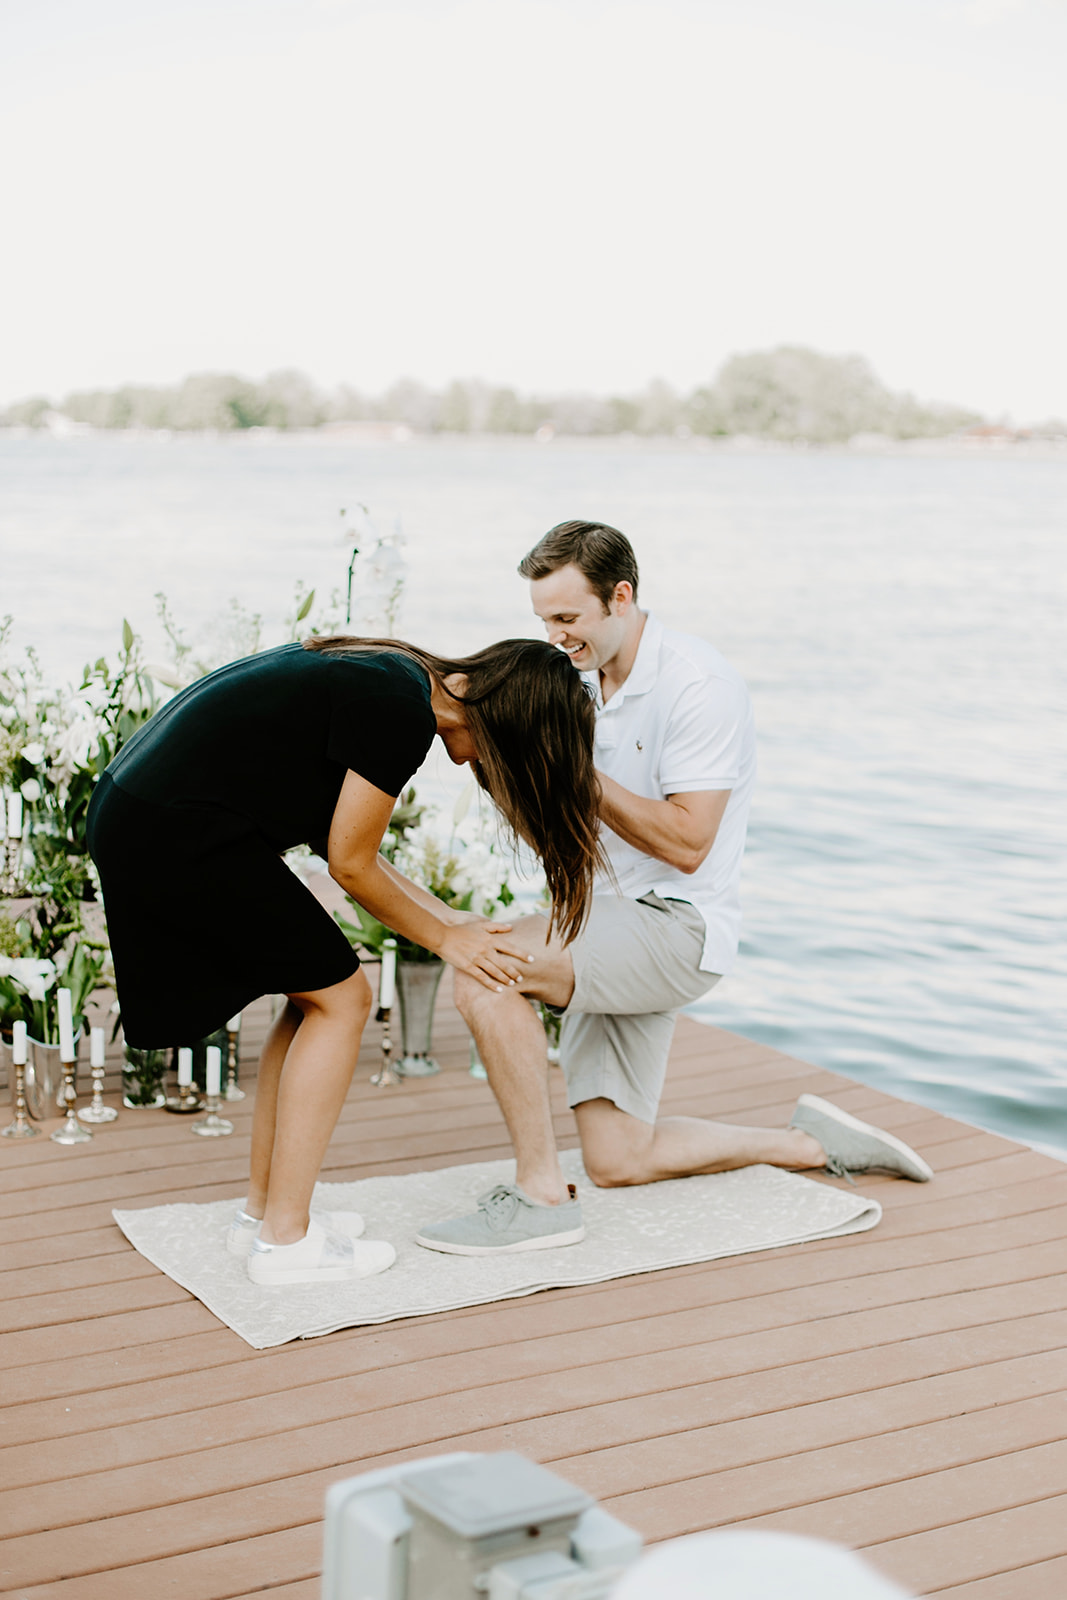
left=3, top=431, right=1064, bottom=1159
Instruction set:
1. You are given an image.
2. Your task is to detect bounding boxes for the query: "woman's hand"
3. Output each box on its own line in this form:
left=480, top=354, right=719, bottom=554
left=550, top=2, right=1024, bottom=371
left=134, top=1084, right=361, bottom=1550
left=436, top=920, right=534, bottom=991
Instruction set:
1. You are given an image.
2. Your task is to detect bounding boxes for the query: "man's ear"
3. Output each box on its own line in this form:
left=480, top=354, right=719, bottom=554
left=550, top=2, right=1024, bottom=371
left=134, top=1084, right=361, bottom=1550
left=612, top=581, right=635, bottom=611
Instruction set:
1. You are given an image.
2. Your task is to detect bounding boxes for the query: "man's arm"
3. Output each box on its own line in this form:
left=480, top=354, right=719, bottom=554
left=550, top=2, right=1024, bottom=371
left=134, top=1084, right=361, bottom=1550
left=596, top=774, right=730, bottom=874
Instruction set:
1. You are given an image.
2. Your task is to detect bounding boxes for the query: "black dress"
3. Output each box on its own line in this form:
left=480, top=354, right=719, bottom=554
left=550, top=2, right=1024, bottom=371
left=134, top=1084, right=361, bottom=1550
left=86, top=644, right=436, bottom=1047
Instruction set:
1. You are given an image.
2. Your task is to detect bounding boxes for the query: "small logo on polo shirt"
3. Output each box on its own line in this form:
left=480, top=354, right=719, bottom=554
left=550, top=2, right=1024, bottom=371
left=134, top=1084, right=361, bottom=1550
left=636, top=739, right=643, bottom=751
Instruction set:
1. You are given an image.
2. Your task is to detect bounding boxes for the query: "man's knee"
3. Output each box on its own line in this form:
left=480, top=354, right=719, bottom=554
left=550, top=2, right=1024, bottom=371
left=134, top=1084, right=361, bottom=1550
left=584, top=1150, right=646, bottom=1188
left=577, top=1101, right=655, bottom=1187
left=452, top=967, right=484, bottom=1023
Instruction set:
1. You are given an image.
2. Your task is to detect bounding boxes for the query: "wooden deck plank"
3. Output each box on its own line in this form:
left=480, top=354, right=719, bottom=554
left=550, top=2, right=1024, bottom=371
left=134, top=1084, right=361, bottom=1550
left=6, top=1203, right=1063, bottom=1444
left=1, top=999, right=1063, bottom=1599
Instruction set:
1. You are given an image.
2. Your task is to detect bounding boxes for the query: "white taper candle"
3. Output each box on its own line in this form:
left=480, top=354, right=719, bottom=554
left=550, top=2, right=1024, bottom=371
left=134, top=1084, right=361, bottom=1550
left=12, top=1019, right=27, bottom=1065
left=57, top=988, right=75, bottom=1061
left=379, top=939, right=397, bottom=1010
left=7, top=792, right=22, bottom=838
left=90, top=1027, right=105, bottom=1068
left=205, top=1045, right=222, bottom=1097
left=177, top=1047, right=193, bottom=1087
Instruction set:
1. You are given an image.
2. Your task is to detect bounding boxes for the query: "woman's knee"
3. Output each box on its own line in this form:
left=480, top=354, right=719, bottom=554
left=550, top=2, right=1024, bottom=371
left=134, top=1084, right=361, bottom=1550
left=290, top=967, right=373, bottom=1025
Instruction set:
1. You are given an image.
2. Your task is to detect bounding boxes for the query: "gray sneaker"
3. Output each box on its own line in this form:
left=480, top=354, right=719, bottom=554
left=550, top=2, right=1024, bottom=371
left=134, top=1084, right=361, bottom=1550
left=415, top=1183, right=585, bottom=1255
left=790, top=1093, right=934, bottom=1182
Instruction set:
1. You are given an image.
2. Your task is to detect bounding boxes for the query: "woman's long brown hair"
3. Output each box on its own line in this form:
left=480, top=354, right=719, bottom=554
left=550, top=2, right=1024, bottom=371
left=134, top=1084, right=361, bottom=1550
left=304, top=635, right=607, bottom=942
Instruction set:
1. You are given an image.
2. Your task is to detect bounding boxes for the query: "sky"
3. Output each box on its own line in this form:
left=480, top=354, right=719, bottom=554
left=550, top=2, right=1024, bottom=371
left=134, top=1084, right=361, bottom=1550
left=2, top=0, right=1066, bottom=422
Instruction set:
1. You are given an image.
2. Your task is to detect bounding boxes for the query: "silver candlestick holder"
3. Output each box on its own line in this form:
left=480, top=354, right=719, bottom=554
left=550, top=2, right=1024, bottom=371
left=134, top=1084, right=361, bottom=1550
left=1, top=805, right=25, bottom=896
left=191, top=1089, right=234, bottom=1136
left=370, top=941, right=399, bottom=1086
left=78, top=1028, right=118, bottom=1124
left=224, top=1017, right=245, bottom=1101
left=166, top=1047, right=203, bottom=1114
left=2, top=1026, right=39, bottom=1139
left=192, top=1049, right=233, bottom=1136
left=370, top=1000, right=399, bottom=1086
left=51, top=1053, right=92, bottom=1145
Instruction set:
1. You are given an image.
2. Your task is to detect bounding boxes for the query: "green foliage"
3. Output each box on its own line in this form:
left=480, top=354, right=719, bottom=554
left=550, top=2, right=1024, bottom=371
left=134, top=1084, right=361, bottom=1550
left=0, top=910, right=25, bottom=958
left=1, top=352, right=986, bottom=440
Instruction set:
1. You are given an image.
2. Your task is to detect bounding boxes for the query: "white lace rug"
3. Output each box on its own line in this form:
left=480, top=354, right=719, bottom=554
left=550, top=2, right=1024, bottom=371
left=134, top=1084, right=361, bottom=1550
left=112, top=1150, right=881, bottom=1349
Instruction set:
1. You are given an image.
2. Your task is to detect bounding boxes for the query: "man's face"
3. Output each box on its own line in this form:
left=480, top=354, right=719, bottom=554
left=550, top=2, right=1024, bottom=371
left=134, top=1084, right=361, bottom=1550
left=530, top=563, right=629, bottom=674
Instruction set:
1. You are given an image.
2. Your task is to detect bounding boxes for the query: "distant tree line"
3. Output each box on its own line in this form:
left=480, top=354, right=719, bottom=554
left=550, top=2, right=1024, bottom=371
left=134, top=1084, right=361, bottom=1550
left=2, top=347, right=985, bottom=441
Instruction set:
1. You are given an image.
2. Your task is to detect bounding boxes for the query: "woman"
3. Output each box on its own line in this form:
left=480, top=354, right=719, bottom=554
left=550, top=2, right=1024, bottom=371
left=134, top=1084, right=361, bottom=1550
left=87, top=635, right=603, bottom=1286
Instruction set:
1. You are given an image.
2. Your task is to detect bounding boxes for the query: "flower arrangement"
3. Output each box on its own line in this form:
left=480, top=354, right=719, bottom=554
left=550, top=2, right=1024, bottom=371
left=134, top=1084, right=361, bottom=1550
left=1, top=516, right=406, bottom=1053
left=336, top=784, right=516, bottom=963
left=0, top=617, right=151, bottom=1044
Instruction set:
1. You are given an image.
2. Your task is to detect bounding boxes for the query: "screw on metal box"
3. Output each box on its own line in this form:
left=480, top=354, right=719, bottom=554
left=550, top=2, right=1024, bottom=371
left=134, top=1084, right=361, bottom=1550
left=321, top=1451, right=641, bottom=1600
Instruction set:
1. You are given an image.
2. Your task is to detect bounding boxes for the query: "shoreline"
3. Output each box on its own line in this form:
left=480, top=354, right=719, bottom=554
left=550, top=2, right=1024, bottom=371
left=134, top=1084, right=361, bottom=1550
left=3, top=423, right=1066, bottom=462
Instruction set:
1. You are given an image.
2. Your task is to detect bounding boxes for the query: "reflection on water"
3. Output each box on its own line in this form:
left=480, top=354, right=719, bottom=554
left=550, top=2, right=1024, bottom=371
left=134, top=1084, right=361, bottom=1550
left=2, top=433, right=1064, bottom=1158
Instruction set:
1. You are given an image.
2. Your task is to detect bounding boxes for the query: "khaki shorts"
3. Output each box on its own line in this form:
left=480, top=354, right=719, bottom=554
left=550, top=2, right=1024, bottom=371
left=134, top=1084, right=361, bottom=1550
left=561, top=892, right=720, bottom=1124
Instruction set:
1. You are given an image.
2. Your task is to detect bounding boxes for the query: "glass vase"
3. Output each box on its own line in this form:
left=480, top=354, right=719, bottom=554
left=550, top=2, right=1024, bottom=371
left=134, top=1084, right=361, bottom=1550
left=122, top=1045, right=168, bottom=1108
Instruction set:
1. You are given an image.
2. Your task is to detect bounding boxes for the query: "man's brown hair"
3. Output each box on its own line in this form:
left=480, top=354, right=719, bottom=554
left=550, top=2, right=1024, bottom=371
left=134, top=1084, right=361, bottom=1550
left=518, top=520, right=639, bottom=611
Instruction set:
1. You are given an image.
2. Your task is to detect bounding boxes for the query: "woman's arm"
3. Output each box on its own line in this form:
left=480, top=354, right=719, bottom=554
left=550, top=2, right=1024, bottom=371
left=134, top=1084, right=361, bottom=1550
left=327, top=771, right=529, bottom=990
left=374, top=855, right=480, bottom=925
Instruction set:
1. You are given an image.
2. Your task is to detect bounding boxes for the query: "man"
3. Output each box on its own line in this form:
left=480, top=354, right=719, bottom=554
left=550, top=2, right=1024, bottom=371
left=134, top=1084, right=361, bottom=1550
left=416, top=521, right=932, bottom=1254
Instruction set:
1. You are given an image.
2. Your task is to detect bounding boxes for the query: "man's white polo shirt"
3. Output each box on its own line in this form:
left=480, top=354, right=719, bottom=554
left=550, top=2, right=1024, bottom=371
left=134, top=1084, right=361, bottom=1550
left=586, top=611, right=756, bottom=977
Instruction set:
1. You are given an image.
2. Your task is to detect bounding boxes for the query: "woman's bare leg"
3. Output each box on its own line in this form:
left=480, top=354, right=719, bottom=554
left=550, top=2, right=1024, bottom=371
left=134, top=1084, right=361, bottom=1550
left=245, top=1000, right=302, bottom=1219
left=255, top=969, right=373, bottom=1245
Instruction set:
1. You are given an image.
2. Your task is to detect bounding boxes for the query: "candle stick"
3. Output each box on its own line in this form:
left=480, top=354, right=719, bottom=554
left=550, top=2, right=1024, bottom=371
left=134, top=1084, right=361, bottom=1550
left=379, top=939, right=397, bottom=1010
left=79, top=1025, right=118, bottom=1124
left=7, top=791, right=22, bottom=837
left=224, top=1014, right=245, bottom=1101
left=51, top=991, right=91, bottom=1144
left=2, top=1021, right=39, bottom=1139
left=192, top=1044, right=233, bottom=1136
left=57, top=988, right=75, bottom=1061
left=166, top=1045, right=203, bottom=1114
left=371, top=939, right=400, bottom=1086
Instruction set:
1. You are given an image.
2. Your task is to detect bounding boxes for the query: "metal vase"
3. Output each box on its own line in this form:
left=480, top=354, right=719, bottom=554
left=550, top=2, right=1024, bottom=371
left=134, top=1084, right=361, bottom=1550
left=25, top=1032, right=82, bottom=1121
left=396, top=959, right=445, bottom=1077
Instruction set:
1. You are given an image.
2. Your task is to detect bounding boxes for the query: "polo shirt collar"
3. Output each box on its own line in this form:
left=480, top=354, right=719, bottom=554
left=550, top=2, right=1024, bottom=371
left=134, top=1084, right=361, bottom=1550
left=587, top=610, right=663, bottom=709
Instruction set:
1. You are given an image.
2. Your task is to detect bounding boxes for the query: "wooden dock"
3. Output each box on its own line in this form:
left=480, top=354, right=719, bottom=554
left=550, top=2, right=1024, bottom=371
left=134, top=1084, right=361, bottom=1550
left=2, top=988, right=1065, bottom=1599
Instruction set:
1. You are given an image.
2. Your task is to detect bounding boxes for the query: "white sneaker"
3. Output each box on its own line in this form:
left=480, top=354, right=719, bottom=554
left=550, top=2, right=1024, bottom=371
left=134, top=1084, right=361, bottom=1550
left=247, top=1217, right=396, bottom=1286
left=226, top=1205, right=366, bottom=1258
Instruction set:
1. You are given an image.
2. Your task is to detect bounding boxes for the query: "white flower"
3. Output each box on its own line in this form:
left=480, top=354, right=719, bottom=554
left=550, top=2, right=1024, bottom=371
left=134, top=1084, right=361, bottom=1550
left=21, top=741, right=45, bottom=765
left=19, top=778, right=42, bottom=802
left=54, top=710, right=98, bottom=773
left=0, top=956, right=57, bottom=1003
left=0, top=704, right=16, bottom=727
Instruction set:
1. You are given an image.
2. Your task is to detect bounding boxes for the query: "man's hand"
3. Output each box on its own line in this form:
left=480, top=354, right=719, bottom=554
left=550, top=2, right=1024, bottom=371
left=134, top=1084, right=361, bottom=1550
left=596, top=773, right=730, bottom=873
